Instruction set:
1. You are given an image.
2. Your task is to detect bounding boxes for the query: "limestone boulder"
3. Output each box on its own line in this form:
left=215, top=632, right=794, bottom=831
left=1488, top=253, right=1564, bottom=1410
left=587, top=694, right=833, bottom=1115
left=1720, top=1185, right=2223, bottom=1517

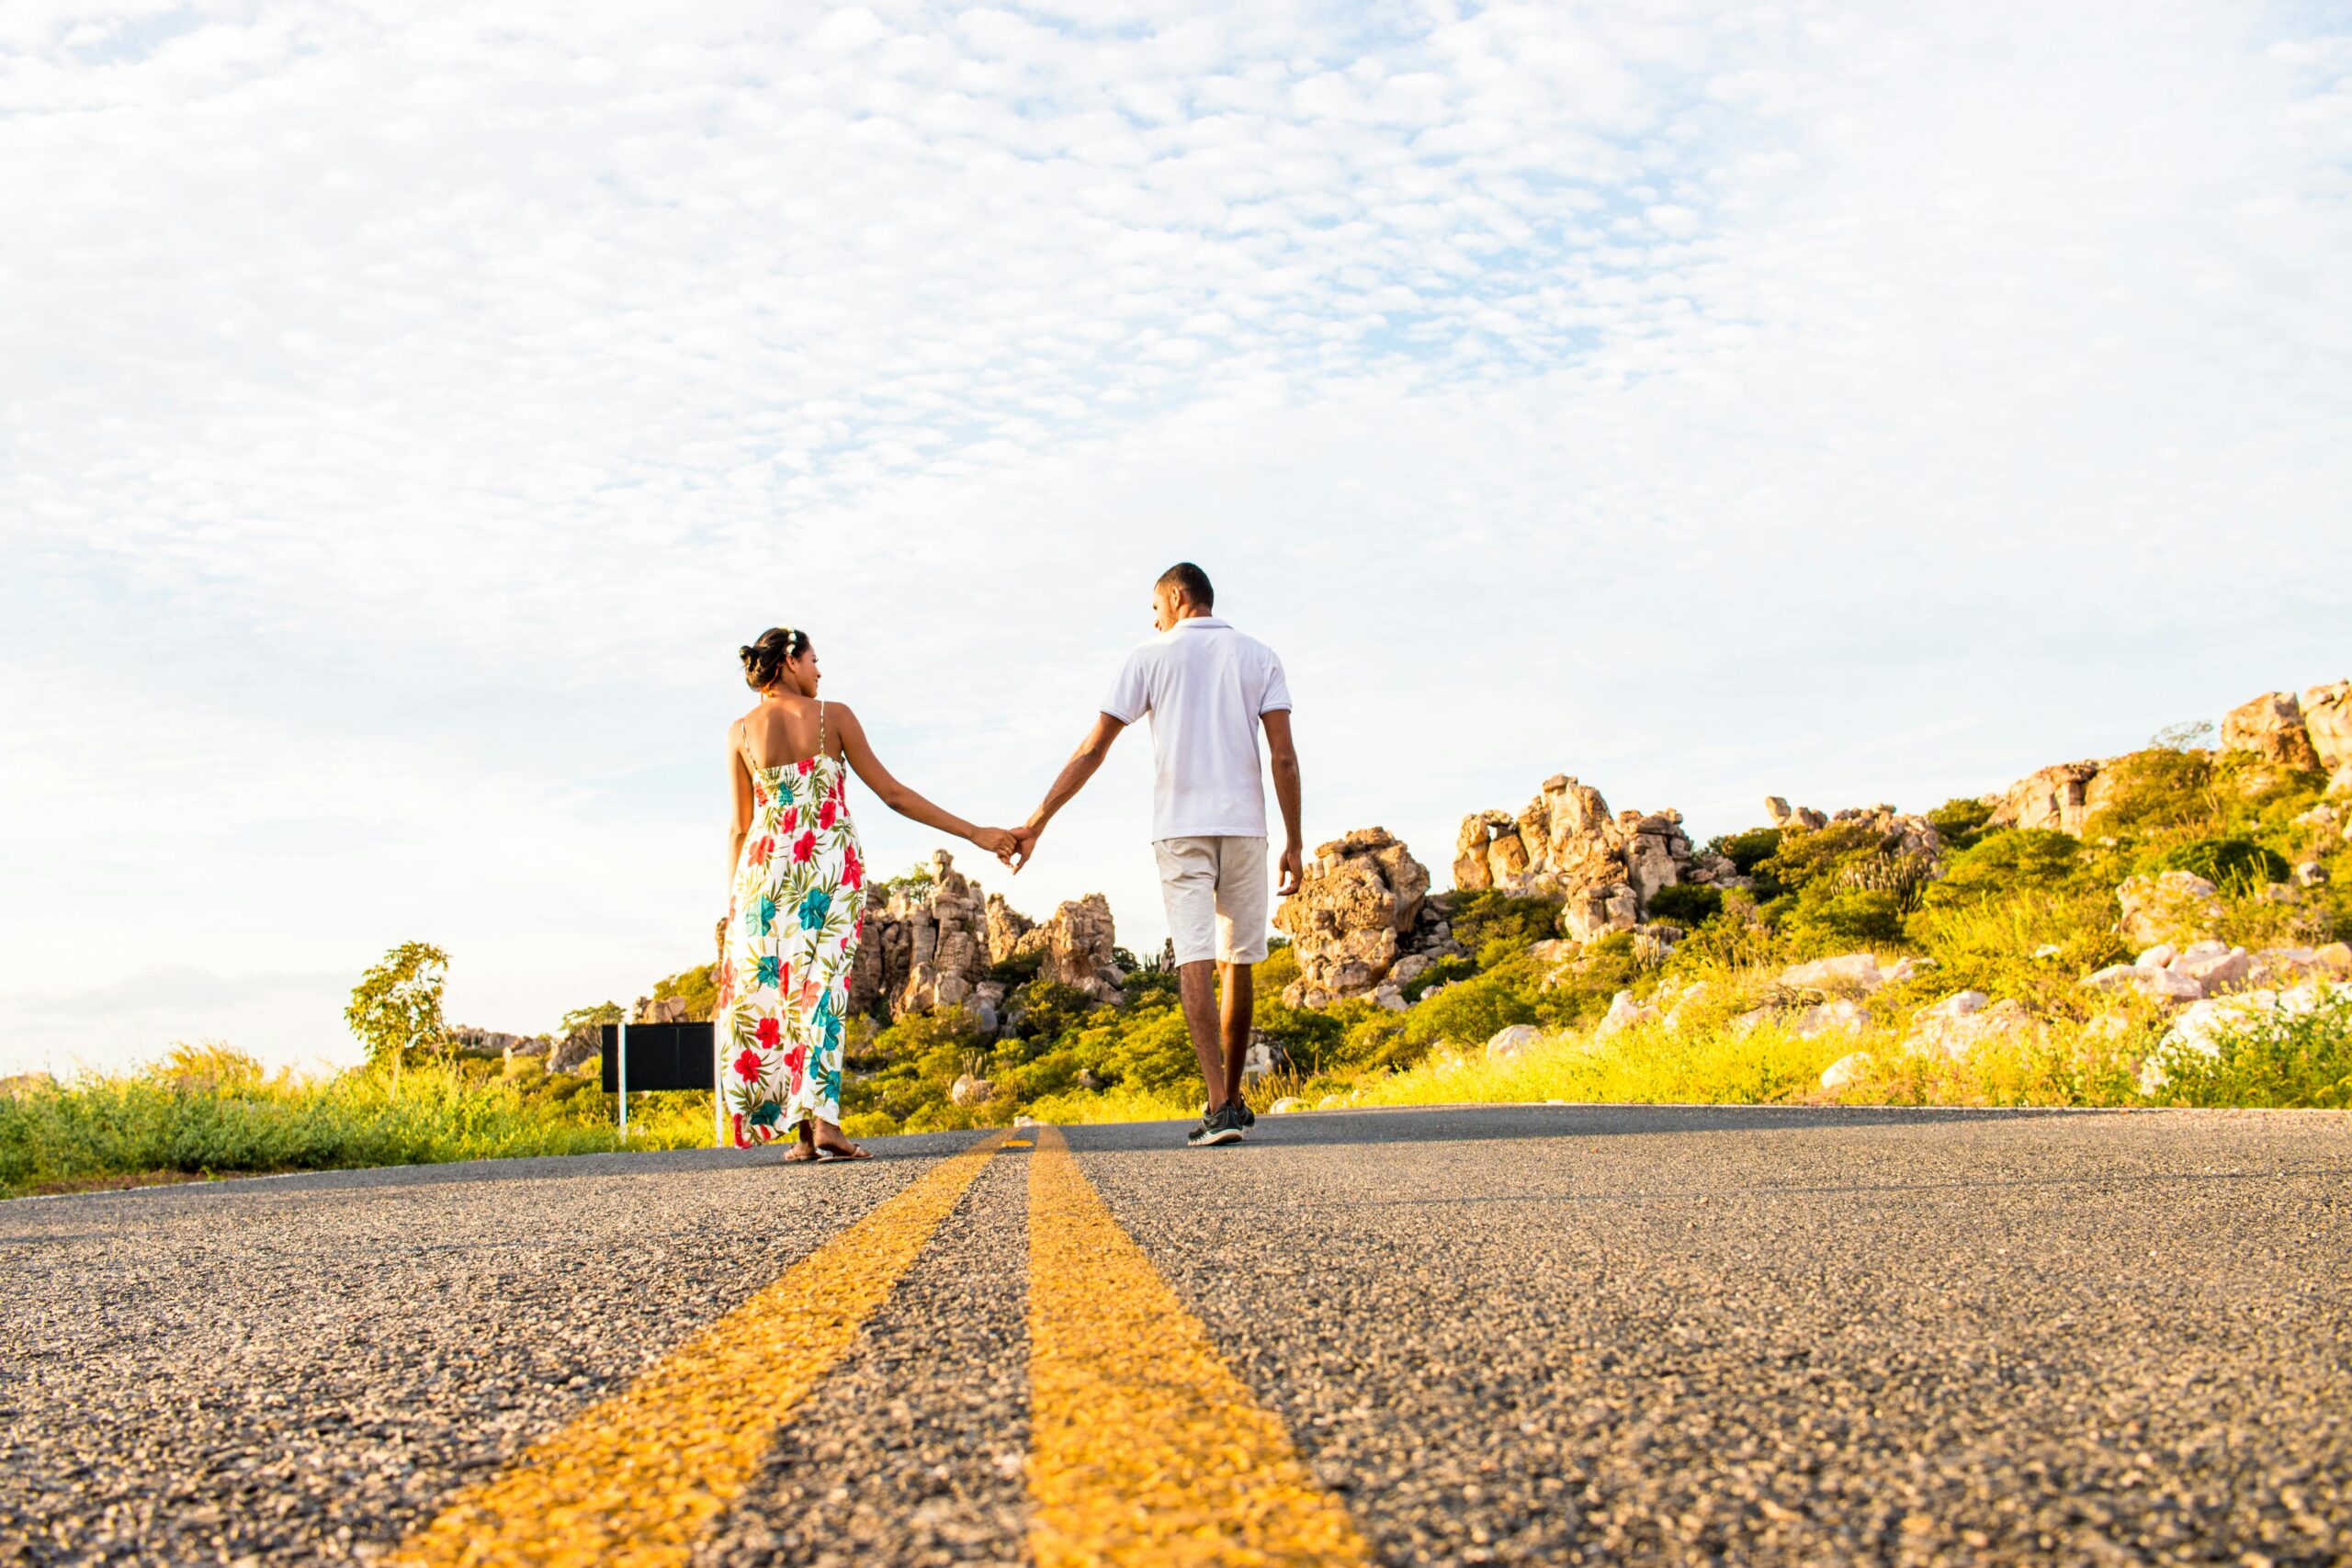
left=1014, top=892, right=1124, bottom=999
left=2084, top=963, right=2204, bottom=1002
left=1453, top=810, right=1517, bottom=892
left=630, top=997, right=688, bottom=1025
left=949, top=1073, right=994, bottom=1106
left=1819, top=1051, right=1875, bottom=1089
left=984, top=894, right=1034, bottom=965
left=1593, top=990, right=1662, bottom=1040
left=1768, top=798, right=1828, bottom=831
left=548, top=1028, right=602, bottom=1074
left=2115, top=871, right=2222, bottom=948
left=2222, top=691, right=2322, bottom=773
left=1988, top=761, right=2102, bottom=836
left=2140, top=981, right=2347, bottom=1095
left=1485, top=1023, right=1544, bottom=1062
left=1276, top=828, right=1431, bottom=1007
left=1561, top=882, right=1640, bottom=943
left=2169, top=942, right=2252, bottom=991
left=2305, top=682, right=2352, bottom=772
left=1456, top=775, right=1703, bottom=927
left=968, top=980, right=1008, bottom=1037
left=2328, top=765, right=2352, bottom=801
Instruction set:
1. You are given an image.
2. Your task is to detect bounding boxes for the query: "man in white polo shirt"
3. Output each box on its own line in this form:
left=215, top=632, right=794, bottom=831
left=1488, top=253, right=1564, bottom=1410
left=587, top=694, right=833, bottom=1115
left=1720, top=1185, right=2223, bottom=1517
left=1007, top=561, right=1302, bottom=1146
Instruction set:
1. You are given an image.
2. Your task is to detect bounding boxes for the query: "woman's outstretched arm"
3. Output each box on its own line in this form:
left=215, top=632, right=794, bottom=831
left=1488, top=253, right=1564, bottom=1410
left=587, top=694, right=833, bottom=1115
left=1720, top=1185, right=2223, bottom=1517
left=832, top=705, right=1014, bottom=857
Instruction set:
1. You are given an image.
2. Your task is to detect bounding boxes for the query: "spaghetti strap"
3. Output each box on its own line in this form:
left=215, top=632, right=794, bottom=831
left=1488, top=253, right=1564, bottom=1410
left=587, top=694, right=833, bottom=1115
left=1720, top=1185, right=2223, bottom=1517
left=818, top=701, right=827, bottom=764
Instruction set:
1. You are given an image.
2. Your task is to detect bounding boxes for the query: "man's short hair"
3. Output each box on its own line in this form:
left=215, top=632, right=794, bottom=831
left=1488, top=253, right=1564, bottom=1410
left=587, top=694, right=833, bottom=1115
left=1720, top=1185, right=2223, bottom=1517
left=1156, top=561, right=1214, bottom=609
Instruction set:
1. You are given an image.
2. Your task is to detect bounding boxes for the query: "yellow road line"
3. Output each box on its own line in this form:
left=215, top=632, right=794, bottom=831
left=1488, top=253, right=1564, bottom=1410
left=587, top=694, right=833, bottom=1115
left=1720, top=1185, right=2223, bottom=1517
left=387, top=1134, right=1005, bottom=1568
left=1026, top=1125, right=1371, bottom=1566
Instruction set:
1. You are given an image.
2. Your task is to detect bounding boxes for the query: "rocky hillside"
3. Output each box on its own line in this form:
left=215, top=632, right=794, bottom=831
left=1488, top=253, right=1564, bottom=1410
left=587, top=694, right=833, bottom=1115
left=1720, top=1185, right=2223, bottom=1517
left=1267, top=680, right=2349, bottom=1103
left=480, top=678, right=2350, bottom=1126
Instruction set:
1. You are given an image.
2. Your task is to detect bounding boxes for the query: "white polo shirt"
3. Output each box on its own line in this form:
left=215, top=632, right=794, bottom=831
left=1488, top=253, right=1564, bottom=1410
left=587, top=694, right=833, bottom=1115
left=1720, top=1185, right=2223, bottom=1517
left=1102, top=616, right=1293, bottom=841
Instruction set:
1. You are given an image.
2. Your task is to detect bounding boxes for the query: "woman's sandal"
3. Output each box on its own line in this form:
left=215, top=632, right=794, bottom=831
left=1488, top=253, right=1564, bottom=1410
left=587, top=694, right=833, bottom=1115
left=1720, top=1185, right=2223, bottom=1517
left=813, top=1142, right=872, bottom=1162
left=782, top=1145, right=820, bottom=1163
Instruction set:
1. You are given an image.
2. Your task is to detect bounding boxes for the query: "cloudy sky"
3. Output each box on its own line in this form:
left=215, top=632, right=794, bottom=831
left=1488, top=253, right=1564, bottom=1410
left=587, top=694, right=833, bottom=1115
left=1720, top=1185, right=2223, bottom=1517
left=3, top=0, right=2347, bottom=1077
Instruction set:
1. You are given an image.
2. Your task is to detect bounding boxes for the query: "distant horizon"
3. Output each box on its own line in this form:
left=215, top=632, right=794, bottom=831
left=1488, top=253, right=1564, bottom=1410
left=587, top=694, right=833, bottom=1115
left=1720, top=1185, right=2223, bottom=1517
left=5, top=2, right=2347, bottom=1076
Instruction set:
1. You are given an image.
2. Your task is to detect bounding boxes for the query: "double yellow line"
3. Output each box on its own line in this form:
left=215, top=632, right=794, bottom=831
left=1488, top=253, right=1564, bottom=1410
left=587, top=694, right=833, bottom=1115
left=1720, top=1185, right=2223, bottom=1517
left=387, top=1128, right=1367, bottom=1567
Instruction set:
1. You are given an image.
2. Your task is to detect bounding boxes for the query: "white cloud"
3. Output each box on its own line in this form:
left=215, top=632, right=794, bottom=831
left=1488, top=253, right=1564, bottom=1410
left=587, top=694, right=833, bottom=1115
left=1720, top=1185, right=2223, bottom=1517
left=2, top=0, right=2346, bottom=1073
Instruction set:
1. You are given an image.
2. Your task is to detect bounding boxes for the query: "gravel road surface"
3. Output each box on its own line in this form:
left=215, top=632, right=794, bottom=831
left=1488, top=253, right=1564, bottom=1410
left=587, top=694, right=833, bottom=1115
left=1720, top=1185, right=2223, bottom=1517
left=4, top=1105, right=2346, bottom=1565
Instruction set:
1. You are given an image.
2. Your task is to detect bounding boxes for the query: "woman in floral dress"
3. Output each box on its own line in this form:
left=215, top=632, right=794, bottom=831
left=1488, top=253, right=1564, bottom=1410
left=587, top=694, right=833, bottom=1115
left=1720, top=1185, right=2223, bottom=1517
left=718, top=626, right=1017, bottom=1160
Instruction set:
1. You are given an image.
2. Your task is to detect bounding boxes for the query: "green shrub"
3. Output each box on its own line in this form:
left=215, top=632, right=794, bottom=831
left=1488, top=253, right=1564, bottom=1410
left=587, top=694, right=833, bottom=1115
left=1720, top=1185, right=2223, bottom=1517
left=2143, top=990, right=2352, bottom=1109
left=1779, top=886, right=1906, bottom=949
left=2157, top=836, right=2288, bottom=894
left=1446, top=891, right=1560, bottom=963
left=1708, top=827, right=1782, bottom=875
left=984, top=948, right=1046, bottom=987
left=1666, top=893, right=1778, bottom=975
left=1644, top=884, right=1723, bottom=928
left=2081, top=749, right=2215, bottom=840
left=1927, top=796, right=1996, bottom=852
left=1921, top=829, right=2086, bottom=912
left=1403, top=954, right=1476, bottom=1002
left=1756, top=821, right=1882, bottom=892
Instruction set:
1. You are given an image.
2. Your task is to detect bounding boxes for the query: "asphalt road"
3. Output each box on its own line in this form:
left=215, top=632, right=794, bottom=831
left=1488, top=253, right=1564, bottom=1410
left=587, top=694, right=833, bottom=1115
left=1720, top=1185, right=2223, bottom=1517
left=4, top=1105, right=2348, bottom=1566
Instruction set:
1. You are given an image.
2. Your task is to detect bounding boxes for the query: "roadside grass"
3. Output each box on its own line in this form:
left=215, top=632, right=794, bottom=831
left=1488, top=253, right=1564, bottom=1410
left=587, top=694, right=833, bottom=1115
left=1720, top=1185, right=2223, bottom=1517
left=1343, top=1019, right=1849, bottom=1111
left=0, top=1047, right=709, bottom=1201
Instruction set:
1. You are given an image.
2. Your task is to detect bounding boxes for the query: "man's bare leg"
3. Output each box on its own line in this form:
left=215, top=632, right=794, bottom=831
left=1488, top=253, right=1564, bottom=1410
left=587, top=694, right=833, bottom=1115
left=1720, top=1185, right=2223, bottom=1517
left=1178, top=960, right=1228, bottom=1111
left=1219, top=960, right=1252, bottom=1109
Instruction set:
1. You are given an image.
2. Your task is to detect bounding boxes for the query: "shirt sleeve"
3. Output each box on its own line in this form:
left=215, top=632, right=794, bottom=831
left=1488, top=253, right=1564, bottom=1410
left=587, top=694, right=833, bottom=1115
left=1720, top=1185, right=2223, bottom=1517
left=1258, top=649, right=1294, bottom=714
left=1102, top=649, right=1151, bottom=723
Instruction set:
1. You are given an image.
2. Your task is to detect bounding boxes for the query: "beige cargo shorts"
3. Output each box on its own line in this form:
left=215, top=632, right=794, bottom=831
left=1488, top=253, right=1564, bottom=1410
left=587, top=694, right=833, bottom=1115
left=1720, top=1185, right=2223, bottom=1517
left=1152, top=835, right=1271, bottom=966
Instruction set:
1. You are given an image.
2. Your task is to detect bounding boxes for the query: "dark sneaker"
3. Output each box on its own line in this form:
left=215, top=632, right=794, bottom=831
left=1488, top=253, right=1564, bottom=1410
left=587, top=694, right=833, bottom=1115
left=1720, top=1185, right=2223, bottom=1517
left=1188, top=1104, right=1246, bottom=1147
left=1238, top=1101, right=1257, bottom=1129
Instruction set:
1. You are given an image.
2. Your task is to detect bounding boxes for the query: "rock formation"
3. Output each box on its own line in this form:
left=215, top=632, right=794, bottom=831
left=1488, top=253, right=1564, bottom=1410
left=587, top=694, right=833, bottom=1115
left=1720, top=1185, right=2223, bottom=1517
left=1985, top=680, right=2346, bottom=843
left=848, top=851, right=1122, bottom=1021
left=1904, top=991, right=2041, bottom=1063
left=2300, top=681, right=2352, bottom=773
left=1987, top=761, right=2105, bottom=835
left=851, top=849, right=989, bottom=1018
left=1274, top=828, right=1458, bottom=1008
left=1764, top=797, right=1828, bottom=832
left=985, top=894, right=1034, bottom=965
left=1452, top=774, right=1741, bottom=942
left=1012, top=892, right=1125, bottom=1000
left=2222, top=692, right=2323, bottom=773
left=450, top=1025, right=545, bottom=1056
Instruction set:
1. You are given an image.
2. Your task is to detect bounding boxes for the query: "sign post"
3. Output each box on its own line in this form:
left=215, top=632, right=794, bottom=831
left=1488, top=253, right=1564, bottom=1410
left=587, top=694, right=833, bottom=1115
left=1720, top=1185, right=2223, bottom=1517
left=616, top=1018, right=629, bottom=1139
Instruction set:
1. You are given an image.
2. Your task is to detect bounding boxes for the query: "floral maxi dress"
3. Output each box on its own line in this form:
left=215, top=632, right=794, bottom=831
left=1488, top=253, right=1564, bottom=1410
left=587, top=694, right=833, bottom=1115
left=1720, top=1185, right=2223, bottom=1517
left=715, top=706, right=865, bottom=1147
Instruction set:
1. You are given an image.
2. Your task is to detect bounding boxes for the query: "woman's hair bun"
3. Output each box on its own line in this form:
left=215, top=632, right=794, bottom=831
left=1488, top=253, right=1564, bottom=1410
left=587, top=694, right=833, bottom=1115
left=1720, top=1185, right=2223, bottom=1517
left=741, top=626, right=808, bottom=689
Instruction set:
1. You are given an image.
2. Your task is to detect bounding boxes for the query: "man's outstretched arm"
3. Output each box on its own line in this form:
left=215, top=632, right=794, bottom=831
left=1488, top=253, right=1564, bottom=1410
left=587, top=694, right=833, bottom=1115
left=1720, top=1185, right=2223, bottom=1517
left=1262, top=708, right=1304, bottom=896
left=1010, top=713, right=1127, bottom=871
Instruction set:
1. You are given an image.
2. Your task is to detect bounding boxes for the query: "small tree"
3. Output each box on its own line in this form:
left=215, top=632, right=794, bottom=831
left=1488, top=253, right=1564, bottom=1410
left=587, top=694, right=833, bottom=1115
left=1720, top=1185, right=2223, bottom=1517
left=346, top=942, right=451, bottom=1100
